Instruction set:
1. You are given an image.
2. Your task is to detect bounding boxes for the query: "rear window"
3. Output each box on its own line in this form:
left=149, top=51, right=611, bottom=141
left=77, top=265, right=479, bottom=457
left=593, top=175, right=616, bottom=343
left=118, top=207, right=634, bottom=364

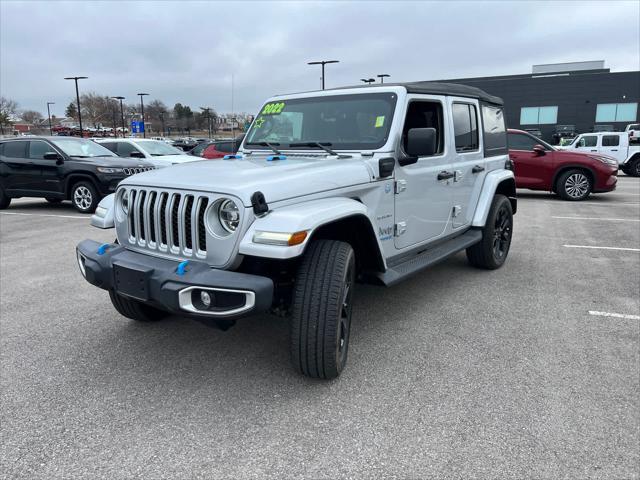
left=452, top=103, right=479, bottom=153
left=1, top=141, right=28, bottom=158
left=481, top=104, right=507, bottom=156
left=602, top=135, right=620, bottom=147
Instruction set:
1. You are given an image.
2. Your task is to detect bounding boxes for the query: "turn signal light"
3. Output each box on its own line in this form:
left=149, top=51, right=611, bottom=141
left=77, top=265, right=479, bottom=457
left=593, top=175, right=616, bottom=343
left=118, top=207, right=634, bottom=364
left=253, top=230, right=308, bottom=246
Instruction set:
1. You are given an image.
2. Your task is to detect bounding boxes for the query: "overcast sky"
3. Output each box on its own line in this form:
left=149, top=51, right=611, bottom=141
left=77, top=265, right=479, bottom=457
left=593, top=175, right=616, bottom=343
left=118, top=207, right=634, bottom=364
left=1, top=0, right=639, bottom=116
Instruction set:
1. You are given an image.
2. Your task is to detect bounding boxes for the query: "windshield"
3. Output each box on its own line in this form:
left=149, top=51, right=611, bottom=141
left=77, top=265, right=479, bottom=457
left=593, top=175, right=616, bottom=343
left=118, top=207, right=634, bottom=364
left=51, top=138, right=117, bottom=157
left=245, top=93, right=397, bottom=151
left=135, top=140, right=184, bottom=156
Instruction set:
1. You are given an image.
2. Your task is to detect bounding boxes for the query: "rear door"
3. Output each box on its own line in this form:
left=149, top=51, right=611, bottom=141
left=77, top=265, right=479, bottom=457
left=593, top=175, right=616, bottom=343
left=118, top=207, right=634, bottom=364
left=600, top=134, right=625, bottom=164
left=0, top=140, right=35, bottom=193
left=449, top=99, right=484, bottom=228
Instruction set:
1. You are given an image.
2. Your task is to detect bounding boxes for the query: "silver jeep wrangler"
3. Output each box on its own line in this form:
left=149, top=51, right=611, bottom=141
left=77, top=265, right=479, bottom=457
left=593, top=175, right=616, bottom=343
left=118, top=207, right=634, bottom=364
left=77, top=82, right=516, bottom=379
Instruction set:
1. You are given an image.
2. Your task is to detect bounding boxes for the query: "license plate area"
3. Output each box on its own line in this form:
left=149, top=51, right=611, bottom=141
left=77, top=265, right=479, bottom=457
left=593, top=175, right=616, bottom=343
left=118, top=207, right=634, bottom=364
left=113, top=263, right=151, bottom=300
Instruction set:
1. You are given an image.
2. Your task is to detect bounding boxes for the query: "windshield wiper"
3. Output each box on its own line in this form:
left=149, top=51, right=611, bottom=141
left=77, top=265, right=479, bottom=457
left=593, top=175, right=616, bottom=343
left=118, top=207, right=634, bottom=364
left=289, top=142, right=339, bottom=156
left=245, top=141, right=281, bottom=154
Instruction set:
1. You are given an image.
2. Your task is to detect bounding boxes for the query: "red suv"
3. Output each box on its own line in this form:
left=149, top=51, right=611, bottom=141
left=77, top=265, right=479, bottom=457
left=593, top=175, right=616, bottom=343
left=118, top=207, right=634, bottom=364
left=189, top=135, right=244, bottom=159
left=508, top=129, right=618, bottom=201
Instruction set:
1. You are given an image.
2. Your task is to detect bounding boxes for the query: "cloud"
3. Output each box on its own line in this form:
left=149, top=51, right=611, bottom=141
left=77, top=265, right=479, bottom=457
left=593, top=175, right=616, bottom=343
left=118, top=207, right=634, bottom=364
left=1, top=0, right=638, bottom=115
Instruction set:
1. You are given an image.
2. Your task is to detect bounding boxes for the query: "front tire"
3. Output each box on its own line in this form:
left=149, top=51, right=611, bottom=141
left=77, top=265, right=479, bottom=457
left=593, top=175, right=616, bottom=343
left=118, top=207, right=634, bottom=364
left=0, top=187, right=10, bottom=209
left=108, top=290, right=168, bottom=322
left=556, top=169, right=592, bottom=201
left=290, top=240, right=356, bottom=380
left=71, top=181, right=99, bottom=213
left=467, top=194, right=513, bottom=270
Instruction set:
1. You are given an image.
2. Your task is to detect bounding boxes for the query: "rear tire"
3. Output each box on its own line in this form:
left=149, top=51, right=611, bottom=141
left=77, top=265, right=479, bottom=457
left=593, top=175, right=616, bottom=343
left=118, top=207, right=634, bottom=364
left=625, top=158, right=640, bottom=177
left=467, top=194, right=513, bottom=270
left=0, top=187, right=10, bottom=209
left=290, top=240, right=356, bottom=379
left=71, top=181, right=99, bottom=213
left=556, top=169, right=592, bottom=201
left=108, top=290, right=168, bottom=322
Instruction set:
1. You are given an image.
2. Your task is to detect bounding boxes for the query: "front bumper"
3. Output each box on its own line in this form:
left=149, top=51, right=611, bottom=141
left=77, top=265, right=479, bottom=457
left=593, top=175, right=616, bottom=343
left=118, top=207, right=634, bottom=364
left=76, top=239, right=273, bottom=319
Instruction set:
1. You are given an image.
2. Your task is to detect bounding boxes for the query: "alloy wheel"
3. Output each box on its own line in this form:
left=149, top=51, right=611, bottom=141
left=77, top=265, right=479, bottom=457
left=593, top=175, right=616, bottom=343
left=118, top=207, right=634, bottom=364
left=74, top=186, right=93, bottom=210
left=564, top=173, right=589, bottom=199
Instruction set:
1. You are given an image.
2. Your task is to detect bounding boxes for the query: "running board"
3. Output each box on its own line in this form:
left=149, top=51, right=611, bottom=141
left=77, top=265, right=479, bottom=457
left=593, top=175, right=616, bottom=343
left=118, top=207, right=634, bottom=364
left=376, top=229, right=482, bottom=286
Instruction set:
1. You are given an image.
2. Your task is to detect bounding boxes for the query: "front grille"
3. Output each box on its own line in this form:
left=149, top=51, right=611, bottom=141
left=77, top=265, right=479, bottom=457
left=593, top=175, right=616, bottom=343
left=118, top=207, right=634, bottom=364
left=123, top=167, right=155, bottom=176
left=125, top=188, right=212, bottom=257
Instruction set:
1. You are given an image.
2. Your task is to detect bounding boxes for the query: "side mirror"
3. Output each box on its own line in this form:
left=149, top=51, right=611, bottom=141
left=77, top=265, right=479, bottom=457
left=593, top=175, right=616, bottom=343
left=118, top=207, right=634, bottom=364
left=129, top=151, right=145, bottom=158
left=532, top=145, right=546, bottom=156
left=43, top=152, right=61, bottom=160
left=406, top=128, right=437, bottom=158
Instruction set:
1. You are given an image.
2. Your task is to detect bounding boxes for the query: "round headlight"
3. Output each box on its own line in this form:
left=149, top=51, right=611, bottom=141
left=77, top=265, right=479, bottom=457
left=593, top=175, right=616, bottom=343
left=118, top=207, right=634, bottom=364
left=121, top=190, right=129, bottom=214
left=218, top=199, right=240, bottom=233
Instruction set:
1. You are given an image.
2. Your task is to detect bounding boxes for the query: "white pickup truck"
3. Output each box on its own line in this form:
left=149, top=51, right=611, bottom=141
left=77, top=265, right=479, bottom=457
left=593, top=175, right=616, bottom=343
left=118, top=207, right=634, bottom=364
left=560, top=132, right=640, bottom=177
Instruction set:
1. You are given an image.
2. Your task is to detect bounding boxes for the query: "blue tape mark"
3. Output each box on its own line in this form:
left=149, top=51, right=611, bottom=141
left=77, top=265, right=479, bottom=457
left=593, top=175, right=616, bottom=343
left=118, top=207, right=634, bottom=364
left=266, top=155, right=287, bottom=161
left=97, top=243, right=111, bottom=255
left=176, top=260, right=189, bottom=276
left=223, top=154, right=243, bottom=160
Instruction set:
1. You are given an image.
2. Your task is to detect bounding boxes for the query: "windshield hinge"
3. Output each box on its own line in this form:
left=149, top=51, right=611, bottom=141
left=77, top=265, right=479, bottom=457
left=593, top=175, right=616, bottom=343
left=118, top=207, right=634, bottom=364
left=395, top=180, right=407, bottom=194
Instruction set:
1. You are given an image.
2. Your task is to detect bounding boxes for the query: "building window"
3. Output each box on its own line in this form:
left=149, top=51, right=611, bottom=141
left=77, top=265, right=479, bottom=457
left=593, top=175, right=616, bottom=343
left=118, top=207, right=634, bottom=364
left=595, top=103, right=638, bottom=123
left=520, top=106, right=558, bottom=125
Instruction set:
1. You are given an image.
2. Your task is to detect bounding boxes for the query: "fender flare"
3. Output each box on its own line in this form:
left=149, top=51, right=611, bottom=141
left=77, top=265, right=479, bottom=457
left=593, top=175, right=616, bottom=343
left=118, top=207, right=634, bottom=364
left=471, top=170, right=516, bottom=227
left=239, top=197, right=384, bottom=261
left=90, top=193, right=115, bottom=229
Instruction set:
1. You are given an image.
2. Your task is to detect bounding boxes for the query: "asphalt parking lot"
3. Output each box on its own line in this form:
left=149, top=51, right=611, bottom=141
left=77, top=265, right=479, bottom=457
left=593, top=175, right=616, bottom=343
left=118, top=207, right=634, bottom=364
left=1, top=176, right=638, bottom=479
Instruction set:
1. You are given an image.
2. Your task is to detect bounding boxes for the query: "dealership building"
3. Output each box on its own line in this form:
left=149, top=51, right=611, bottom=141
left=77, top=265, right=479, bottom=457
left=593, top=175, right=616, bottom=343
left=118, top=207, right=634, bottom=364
left=441, top=61, right=640, bottom=144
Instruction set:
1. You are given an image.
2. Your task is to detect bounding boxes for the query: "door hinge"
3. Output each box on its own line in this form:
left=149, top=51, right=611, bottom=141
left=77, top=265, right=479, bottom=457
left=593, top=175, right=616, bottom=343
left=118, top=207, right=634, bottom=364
left=394, top=222, right=407, bottom=236
left=395, top=180, right=407, bottom=194
left=452, top=205, right=462, bottom=217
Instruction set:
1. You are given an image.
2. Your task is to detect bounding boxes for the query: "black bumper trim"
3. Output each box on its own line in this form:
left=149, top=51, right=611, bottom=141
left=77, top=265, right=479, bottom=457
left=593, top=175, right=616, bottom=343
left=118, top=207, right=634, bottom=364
left=76, top=239, right=274, bottom=319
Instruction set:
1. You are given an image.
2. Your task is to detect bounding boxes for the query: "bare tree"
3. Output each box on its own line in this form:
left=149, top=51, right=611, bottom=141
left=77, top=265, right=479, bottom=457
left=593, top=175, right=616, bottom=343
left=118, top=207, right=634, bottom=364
left=0, top=96, right=19, bottom=134
left=20, top=110, right=44, bottom=125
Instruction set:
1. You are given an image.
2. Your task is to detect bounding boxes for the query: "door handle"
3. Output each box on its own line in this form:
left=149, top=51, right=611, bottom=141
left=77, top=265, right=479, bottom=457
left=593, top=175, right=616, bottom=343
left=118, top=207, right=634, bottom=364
left=437, top=171, right=455, bottom=181
left=611, top=149, right=618, bottom=151
left=590, top=149, right=597, bottom=152
left=472, top=165, right=485, bottom=174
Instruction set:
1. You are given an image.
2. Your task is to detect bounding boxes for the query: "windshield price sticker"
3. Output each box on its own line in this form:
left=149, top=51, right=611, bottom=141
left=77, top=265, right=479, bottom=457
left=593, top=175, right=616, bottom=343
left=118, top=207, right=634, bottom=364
left=375, top=116, right=385, bottom=128
left=261, top=102, right=286, bottom=115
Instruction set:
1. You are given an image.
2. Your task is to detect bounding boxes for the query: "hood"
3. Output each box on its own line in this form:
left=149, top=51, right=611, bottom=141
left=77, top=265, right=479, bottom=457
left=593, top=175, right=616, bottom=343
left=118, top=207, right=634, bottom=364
left=144, top=154, right=200, bottom=167
left=121, top=154, right=372, bottom=205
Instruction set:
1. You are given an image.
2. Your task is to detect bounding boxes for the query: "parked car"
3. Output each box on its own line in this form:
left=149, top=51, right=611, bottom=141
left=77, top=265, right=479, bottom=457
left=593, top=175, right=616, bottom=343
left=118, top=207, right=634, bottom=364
left=508, top=129, right=618, bottom=200
left=560, top=131, right=640, bottom=177
left=0, top=136, right=155, bottom=212
left=625, top=123, right=640, bottom=143
left=171, top=137, right=198, bottom=151
left=96, top=138, right=200, bottom=168
left=77, top=82, right=517, bottom=379
left=190, top=135, right=245, bottom=159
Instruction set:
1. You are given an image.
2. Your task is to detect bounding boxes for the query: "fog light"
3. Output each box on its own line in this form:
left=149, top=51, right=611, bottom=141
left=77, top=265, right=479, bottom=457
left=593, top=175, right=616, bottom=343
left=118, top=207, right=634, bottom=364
left=200, top=290, right=212, bottom=308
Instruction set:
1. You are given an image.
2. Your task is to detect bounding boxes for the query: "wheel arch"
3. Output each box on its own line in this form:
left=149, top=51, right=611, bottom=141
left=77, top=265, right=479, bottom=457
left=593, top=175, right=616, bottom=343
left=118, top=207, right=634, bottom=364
left=65, top=173, right=100, bottom=200
left=551, top=165, right=595, bottom=192
left=472, top=170, right=517, bottom=227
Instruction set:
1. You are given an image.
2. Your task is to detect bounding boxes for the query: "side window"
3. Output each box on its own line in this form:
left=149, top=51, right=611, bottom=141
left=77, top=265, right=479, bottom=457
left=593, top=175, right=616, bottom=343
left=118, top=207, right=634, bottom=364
left=401, top=101, right=444, bottom=156
left=2, top=141, right=28, bottom=158
left=507, top=133, right=538, bottom=151
left=577, top=136, right=597, bottom=148
left=100, top=142, right=118, bottom=153
left=602, top=135, right=620, bottom=147
left=215, top=142, right=233, bottom=153
left=452, top=103, right=479, bottom=152
left=116, top=143, right=141, bottom=157
left=29, top=141, right=52, bottom=159
left=481, top=104, right=507, bottom=156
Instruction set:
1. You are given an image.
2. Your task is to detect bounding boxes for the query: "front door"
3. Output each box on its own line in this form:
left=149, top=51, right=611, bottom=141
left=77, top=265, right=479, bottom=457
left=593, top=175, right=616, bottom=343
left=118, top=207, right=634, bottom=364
left=573, top=134, right=599, bottom=155
left=508, top=131, right=554, bottom=189
left=449, top=100, right=484, bottom=228
left=394, top=97, right=454, bottom=249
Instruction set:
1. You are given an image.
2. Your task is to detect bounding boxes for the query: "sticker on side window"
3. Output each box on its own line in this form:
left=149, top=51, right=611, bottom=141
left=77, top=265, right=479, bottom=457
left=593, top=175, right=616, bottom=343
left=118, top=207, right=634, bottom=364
left=375, top=116, right=385, bottom=128
left=261, top=102, right=286, bottom=115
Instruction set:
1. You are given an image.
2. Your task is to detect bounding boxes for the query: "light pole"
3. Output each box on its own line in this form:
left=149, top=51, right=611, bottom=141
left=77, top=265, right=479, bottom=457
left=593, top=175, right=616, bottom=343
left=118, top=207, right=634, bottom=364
left=159, top=112, right=165, bottom=137
left=46, top=102, right=55, bottom=135
left=377, top=74, right=390, bottom=84
left=200, top=107, right=212, bottom=139
left=307, top=60, right=339, bottom=90
left=137, top=93, right=149, bottom=138
left=111, top=96, right=125, bottom=137
left=64, top=76, right=88, bottom=137
left=360, top=78, right=375, bottom=85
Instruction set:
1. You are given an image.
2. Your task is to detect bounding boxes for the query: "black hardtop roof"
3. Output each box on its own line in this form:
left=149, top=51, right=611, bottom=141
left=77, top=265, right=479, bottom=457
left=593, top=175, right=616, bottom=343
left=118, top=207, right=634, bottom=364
left=331, top=81, right=503, bottom=105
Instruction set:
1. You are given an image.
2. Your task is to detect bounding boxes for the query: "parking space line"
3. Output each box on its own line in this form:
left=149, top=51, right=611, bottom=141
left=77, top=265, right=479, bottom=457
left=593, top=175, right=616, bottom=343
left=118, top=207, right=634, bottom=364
left=0, top=212, right=88, bottom=220
left=589, top=311, right=640, bottom=320
left=552, top=216, right=640, bottom=222
left=563, top=245, right=640, bottom=252
left=518, top=200, right=639, bottom=206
